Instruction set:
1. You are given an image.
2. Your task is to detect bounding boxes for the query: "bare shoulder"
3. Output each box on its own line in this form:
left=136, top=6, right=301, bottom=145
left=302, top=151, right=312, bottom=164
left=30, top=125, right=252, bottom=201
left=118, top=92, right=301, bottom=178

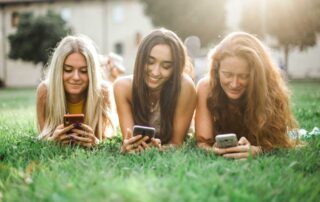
left=113, top=75, right=133, bottom=96
left=196, top=76, right=211, bottom=96
left=181, top=73, right=196, bottom=93
left=36, top=81, right=47, bottom=100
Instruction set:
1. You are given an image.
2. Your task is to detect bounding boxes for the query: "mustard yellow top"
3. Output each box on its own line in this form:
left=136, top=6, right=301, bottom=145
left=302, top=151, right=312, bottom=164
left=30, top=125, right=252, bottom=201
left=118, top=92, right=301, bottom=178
left=67, top=99, right=84, bottom=114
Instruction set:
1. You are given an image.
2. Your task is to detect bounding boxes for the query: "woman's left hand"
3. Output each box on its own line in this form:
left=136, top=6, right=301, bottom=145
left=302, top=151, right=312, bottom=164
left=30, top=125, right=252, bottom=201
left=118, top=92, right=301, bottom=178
left=213, top=137, right=262, bottom=159
left=69, top=124, right=100, bottom=148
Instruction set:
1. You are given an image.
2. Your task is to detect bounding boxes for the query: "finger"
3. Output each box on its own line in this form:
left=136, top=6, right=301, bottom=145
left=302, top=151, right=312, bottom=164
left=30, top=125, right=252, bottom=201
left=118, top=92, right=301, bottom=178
left=213, top=146, right=227, bottom=155
left=223, top=152, right=249, bottom=159
left=126, top=128, right=133, bottom=139
left=81, top=143, right=93, bottom=148
left=124, top=135, right=143, bottom=145
left=151, top=138, right=161, bottom=149
left=72, top=128, right=95, bottom=139
left=221, top=145, right=250, bottom=153
left=79, top=123, right=94, bottom=134
left=60, top=124, right=74, bottom=134
left=56, top=124, right=64, bottom=129
left=71, top=135, right=92, bottom=143
left=59, top=134, right=72, bottom=141
left=238, top=137, right=250, bottom=146
left=125, top=144, right=135, bottom=152
left=141, top=141, right=150, bottom=149
left=137, top=145, right=144, bottom=152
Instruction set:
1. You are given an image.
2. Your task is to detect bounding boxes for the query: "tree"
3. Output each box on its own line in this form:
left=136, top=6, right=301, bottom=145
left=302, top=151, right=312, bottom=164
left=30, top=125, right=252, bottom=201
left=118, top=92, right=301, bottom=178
left=140, top=0, right=226, bottom=46
left=8, top=11, right=71, bottom=66
left=241, top=0, right=320, bottom=73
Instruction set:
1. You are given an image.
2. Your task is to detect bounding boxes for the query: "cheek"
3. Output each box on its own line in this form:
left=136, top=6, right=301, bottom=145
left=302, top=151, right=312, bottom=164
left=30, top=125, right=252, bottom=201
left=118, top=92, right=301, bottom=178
left=63, top=72, right=70, bottom=82
left=83, top=75, right=89, bottom=84
left=163, top=69, right=173, bottom=79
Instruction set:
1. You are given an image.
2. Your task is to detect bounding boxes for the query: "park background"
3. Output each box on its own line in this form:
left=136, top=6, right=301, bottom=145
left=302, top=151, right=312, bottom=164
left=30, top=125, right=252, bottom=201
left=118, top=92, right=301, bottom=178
left=0, top=0, right=319, bottom=201
left=0, top=0, right=320, bottom=87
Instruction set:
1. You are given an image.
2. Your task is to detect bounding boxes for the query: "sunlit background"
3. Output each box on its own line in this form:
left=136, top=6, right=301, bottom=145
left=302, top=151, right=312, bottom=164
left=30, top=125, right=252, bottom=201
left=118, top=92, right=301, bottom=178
left=0, top=0, right=319, bottom=87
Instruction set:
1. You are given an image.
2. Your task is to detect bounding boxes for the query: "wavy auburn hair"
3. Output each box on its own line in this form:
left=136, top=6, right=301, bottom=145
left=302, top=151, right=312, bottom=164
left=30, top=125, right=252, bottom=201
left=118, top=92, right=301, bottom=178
left=207, top=32, right=298, bottom=150
left=132, top=28, right=188, bottom=144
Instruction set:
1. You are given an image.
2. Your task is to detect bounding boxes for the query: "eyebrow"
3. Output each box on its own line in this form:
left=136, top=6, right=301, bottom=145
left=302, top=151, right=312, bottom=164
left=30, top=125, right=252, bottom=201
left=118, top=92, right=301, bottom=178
left=63, top=64, right=88, bottom=69
left=148, top=55, right=173, bottom=64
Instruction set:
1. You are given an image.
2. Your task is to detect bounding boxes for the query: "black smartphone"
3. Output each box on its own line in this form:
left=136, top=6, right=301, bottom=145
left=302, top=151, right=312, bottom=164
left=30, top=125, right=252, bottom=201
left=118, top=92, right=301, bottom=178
left=132, top=125, right=156, bottom=142
left=215, top=133, right=238, bottom=148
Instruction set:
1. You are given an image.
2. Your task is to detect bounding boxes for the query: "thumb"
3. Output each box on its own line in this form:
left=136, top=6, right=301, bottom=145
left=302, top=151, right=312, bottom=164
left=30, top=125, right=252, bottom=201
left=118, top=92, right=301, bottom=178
left=238, top=136, right=250, bottom=146
left=125, top=128, right=132, bottom=139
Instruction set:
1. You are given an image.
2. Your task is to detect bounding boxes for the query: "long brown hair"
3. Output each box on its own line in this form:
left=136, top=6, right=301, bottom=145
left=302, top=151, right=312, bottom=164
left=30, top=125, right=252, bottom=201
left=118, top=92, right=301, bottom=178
left=132, top=28, right=187, bottom=143
left=207, top=32, right=298, bottom=150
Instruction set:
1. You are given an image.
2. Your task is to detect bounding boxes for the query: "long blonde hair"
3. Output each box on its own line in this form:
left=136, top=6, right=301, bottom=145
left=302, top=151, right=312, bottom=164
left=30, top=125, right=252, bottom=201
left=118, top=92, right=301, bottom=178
left=39, top=35, right=113, bottom=140
left=207, top=32, right=298, bottom=150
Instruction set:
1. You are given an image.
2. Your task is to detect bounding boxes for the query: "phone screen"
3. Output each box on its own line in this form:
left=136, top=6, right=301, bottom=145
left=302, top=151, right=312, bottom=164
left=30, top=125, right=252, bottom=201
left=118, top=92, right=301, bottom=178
left=132, top=125, right=155, bottom=140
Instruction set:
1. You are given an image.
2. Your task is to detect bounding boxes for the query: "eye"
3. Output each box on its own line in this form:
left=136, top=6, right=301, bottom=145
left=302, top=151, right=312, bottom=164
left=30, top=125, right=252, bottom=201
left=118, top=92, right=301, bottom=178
left=239, top=74, right=249, bottom=80
left=147, top=58, right=155, bottom=65
left=80, top=68, right=88, bottom=74
left=63, top=66, right=73, bottom=73
left=162, top=62, right=172, bottom=70
left=223, top=72, right=233, bottom=78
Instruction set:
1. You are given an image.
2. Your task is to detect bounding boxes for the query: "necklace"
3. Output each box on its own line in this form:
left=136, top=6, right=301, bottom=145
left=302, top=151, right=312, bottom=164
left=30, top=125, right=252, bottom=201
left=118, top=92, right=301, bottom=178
left=150, top=100, right=159, bottom=113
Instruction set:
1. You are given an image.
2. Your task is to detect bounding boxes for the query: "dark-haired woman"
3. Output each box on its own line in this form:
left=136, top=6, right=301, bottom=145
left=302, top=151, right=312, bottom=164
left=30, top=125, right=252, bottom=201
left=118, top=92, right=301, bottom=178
left=114, top=28, right=196, bottom=153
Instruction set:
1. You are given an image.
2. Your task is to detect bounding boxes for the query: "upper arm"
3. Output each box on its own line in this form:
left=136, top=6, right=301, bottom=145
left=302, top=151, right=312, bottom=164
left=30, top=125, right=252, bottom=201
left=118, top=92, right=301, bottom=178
left=101, top=82, right=116, bottom=138
left=36, top=82, right=47, bottom=132
left=195, top=77, right=214, bottom=146
left=170, top=75, right=197, bottom=145
left=113, top=76, right=134, bottom=139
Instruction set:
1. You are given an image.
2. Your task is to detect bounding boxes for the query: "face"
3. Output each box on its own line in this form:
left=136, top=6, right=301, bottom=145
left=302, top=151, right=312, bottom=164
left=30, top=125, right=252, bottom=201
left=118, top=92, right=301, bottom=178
left=219, top=56, right=250, bottom=101
left=63, top=52, right=89, bottom=99
left=145, top=44, right=174, bottom=91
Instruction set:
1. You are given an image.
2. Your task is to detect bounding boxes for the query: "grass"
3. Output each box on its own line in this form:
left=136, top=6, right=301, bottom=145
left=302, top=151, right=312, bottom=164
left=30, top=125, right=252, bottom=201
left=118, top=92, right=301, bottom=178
left=0, top=81, right=320, bottom=202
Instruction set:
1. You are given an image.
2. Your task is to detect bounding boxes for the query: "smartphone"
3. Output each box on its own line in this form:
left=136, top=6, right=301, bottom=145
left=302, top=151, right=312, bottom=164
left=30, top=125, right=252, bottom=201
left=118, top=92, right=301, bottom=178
left=132, top=125, right=156, bottom=142
left=215, top=133, right=238, bottom=148
left=63, top=114, right=84, bottom=133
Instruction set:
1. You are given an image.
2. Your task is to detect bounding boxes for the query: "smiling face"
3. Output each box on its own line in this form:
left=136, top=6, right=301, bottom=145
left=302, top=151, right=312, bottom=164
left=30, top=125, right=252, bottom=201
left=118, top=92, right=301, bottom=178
left=63, top=52, right=89, bottom=102
left=219, top=56, right=250, bottom=101
left=145, top=44, right=174, bottom=91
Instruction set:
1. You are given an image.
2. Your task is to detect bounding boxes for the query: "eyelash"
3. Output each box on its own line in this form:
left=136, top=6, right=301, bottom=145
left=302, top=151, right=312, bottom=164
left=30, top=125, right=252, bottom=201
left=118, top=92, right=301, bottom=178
left=63, top=69, right=87, bottom=74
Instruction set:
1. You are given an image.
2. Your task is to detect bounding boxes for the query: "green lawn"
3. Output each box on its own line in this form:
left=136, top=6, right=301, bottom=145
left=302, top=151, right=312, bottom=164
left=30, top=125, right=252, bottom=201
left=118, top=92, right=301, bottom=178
left=0, top=81, right=319, bottom=202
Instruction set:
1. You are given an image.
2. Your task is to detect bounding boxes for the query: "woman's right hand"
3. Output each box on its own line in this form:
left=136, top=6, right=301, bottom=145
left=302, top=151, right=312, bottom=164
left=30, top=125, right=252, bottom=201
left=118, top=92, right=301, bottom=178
left=47, top=124, right=74, bottom=144
left=121, top=128, right=159, bottom=153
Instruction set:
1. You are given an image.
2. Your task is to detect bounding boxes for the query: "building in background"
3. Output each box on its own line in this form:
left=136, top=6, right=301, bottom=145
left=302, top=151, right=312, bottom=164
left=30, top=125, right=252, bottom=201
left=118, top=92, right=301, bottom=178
left=0, top=0, right=319, bottom=87
left=0, top=0, right=154, bottom=87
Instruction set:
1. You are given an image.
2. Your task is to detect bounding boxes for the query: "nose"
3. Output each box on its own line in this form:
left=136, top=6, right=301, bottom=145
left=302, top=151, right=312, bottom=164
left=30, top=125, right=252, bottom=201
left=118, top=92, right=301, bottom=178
left=150, top=64, right=160, bottom=77
left=230, top=76, right=239, bottom=88
left=72, top=70, right=80, bottom=80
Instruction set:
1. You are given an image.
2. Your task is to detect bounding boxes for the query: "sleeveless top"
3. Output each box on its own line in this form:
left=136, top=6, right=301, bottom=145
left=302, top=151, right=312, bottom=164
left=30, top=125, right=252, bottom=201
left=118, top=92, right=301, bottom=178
left=149, top=101, right=161, bottom=138
left=67, top=99, right=84, bottom=114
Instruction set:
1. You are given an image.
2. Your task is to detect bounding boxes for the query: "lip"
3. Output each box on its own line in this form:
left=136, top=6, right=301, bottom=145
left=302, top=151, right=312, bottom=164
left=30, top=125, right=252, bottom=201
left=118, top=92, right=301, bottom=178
left=148, top=77, right=160, bottom=84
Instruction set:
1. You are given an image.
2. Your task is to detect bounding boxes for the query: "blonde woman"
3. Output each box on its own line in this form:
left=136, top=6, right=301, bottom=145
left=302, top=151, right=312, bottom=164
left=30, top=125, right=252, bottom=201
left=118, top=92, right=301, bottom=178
left=195, top=32, right=298, bottom=159
left=36, top=35, right=114, bottom=147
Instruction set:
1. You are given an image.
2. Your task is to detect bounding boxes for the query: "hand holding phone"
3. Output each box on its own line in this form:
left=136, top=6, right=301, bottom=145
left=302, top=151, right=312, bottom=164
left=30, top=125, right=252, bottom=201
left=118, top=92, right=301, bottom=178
left=215, top=133, right=238, bottom=148
left=132, top=125, right=155, bottom=142
left=63, top=114, right=84, bottom=133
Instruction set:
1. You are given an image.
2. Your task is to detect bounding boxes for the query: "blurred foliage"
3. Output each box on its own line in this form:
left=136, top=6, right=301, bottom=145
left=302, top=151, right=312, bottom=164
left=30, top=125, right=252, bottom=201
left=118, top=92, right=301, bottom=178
left=8, top=11, right=72, bottom=66
left=140, top=0, right=226, bottom=46
left=241, top=0, right=320, bottom=72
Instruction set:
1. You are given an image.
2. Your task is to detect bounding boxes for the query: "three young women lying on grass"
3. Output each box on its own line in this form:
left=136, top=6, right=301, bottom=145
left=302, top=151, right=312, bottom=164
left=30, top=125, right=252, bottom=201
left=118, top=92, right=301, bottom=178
left=36, top=30, right=298, bottom=158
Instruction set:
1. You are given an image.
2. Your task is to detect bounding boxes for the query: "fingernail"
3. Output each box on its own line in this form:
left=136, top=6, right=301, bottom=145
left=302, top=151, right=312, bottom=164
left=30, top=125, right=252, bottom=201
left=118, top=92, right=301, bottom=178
left=73, top=123, right=81, bottom=127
